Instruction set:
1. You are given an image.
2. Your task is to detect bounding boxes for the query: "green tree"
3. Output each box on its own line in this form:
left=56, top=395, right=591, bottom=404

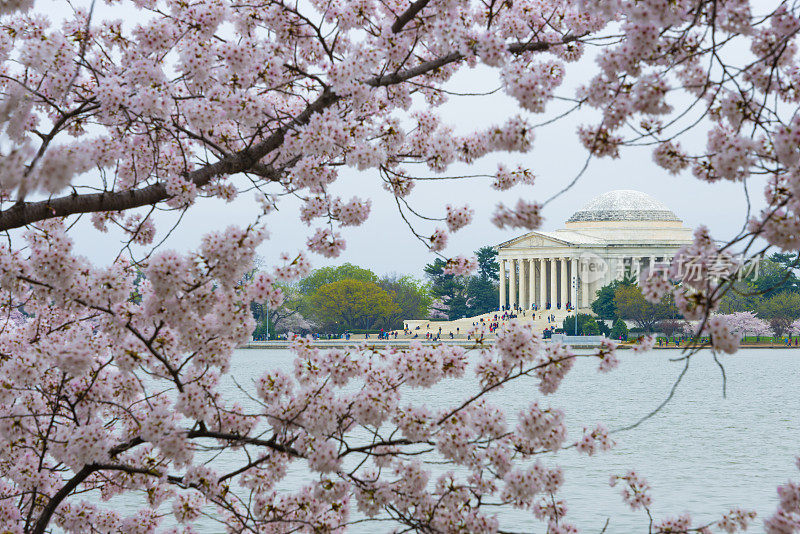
left=755, top=291, right=800, bottom=336
left=561, top=313, right=600, bottom=335
left=377, top=275, right=432, bottom=328
left=424, top=258, right=469, bottom=320
left=252, top=319, right=272, bottom=340
left=767, top=252, right=800, bottom=280
left=597, top=320, right=611, bottom=337
left=717, top=279, right=759, bottom=314
left=309, top=279, right=400, bottom=332
left=591, top=275, right=635, bottom=319
left=424, top=246, right=502, bottom=320
left=476, top=246, right=499, bottom=282
left=614, top=285, right=678, bottom=332
left=297, top=264, right=380, bottom=320
left=298, top=264, right=379, bottom=296
left=466, top=276, right=498, bottom=316
left=610, top=318, right=629, bottom=340
left=747, top=256, right=800, bottom=298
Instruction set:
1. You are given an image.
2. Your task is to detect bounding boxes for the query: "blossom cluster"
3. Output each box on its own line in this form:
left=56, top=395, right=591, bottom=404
left=491, top=200, right=543, bottom=230
left=611, top=470, right=653, bottom=510
left=0, top=249, right=640, bottom=533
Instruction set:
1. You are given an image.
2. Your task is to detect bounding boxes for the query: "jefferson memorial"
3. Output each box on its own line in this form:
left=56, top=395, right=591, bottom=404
left=496, top=190, right=694, bottom=311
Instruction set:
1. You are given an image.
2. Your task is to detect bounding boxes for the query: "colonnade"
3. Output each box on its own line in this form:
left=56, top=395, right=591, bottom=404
left=498, top=255, right=673, bottom=310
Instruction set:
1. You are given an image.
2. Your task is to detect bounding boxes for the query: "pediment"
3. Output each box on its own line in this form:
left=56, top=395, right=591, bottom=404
left=496, top=231, right=569, bottom=250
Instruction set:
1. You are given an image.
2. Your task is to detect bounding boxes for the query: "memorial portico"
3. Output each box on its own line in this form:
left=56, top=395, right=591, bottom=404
left=496, top=190, right=694, bottom=310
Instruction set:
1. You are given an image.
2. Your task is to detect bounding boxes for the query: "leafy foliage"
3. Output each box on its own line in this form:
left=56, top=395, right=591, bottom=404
left=755, top=291, right=800, bottom=337
left=298, top=264, right=379, bottom=296
left=610, top=318, right=629, bottom=340
left=719, top=254, right=800, bottom=314
left=717, top=279, right=759, bottom=315
left=614, top=285, right=679, bottom=333
left=476, top=246, right=500, bottom=282
left=425, top=249, right=499, bottom=320
left=591, top=275, right=635, bottom=320
left=294, top=267, right=431, bottom=331
left=561, top=313, right=600, bottom=335
left=748, top=255, right=800, bottom=298
left=466, top=276, right=498, bottom=316
left=250, top=283, right=308, bottom=338
left=309, top=279, right=400, bottom=332
left=377, top=274, right=433, bottom=327
left=425, top=258, right=470, bottom=320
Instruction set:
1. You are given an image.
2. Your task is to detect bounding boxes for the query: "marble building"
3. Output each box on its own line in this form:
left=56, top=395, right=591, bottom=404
left=496, top=190, right=694, bottom=310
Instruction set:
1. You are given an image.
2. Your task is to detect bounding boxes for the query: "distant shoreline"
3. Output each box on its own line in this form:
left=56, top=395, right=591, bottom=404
left=241, top=340, right=800, bottom=350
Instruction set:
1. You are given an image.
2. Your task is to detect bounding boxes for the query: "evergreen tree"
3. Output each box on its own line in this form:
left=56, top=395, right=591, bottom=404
left=610, top=318, right=629, bottom=340
left=561, top=313, right=601, bottom=335
left=466, top=276, right=498, bottom=316
left=475, top=246, right=500, bottom=282
left=424, top=259, right=469, bottom=320
left=748, top=255, right=800, bottom=298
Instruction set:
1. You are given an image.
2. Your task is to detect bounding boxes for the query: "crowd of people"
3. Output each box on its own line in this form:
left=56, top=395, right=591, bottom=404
left=500, top=302, right=575, bottom=312
left=365, top=330, right=398, bottom=340
left=257, top=304, right=766, bottom=347
left=256, top=326, right=800, bottom=351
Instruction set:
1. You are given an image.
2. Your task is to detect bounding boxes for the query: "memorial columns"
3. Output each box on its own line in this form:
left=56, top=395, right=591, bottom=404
left=499, top=259, right=506, bottom=310
left=498, top=249, right=687, bottom=313
left=529, top=259, right=536, bottom=309
left=538, top=258, right=546, bottom=309
left=581, top=257, right=589, bottom=307
left=571, top=257, right=578, bottom=307
left=509, top=258, right=517, bottom=309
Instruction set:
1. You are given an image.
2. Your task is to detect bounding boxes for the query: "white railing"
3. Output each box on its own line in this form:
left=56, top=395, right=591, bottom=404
left=549, top=334, right=606, bottom=345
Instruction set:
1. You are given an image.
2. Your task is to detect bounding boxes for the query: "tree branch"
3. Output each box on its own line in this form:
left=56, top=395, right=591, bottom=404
left=0, top=35, right=582, bottom=232
left=0, top=90, right=336, bottom=232
left=391, top=0, right=431, bottom=33
left=186, top=429, right=302, bottom=457
left=31, top=464, right=94, bottom=534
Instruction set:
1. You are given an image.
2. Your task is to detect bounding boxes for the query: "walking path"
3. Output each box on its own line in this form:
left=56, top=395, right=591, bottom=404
left=402, top=307, right=574, bottom=340
left=246, top=310, right=800, bottom=351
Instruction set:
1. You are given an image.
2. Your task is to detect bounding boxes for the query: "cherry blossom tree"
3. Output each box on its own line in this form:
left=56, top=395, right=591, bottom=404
left=724, top=312, right=775, bottom=340
left=0, top=0, right=798, bottom=532
left=683, top=312, right=773, bottom=345
left=791, top=318, right=800, bottom=335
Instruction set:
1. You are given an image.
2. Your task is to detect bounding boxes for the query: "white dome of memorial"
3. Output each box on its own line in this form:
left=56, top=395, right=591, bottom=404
left=566, top=189, right=680, bottom=223
left=495, top=190, right=694, bottom=311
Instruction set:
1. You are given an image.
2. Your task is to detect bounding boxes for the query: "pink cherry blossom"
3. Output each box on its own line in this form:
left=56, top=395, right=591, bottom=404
left=0, top=0, right=795, bottom=531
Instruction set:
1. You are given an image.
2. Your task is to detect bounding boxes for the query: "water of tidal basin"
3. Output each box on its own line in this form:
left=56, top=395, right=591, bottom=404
left=201, top=348, right=800, bottom=532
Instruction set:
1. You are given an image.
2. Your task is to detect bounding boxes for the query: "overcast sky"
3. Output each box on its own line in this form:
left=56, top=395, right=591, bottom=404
left=61, top=9, right=764, bottom=280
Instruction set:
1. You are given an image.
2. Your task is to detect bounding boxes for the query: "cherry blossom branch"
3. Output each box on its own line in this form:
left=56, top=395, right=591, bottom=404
left=31, top=464, right=94, bottom=534
left=0, top=34, right=581, bottom=232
